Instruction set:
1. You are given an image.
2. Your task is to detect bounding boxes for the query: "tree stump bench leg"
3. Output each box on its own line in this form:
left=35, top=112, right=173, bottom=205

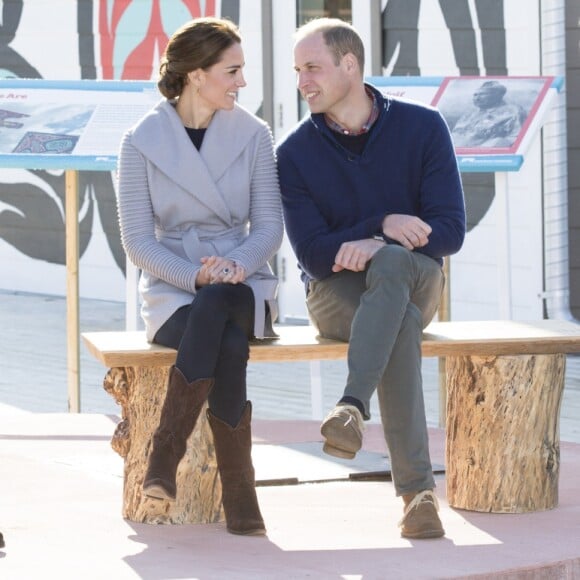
left=103, top=365, right=224, bottom=524
left=445, top=353, right=565, bottom=513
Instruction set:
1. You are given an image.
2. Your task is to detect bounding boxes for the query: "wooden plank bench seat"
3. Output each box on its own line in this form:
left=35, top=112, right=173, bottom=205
left=83, top=319, right=580, bottom=367
left=82, top=319, right=580, bottom=523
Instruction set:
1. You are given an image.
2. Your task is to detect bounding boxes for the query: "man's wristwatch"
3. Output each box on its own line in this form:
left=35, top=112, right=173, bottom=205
left=373, top=234, right=387, bottom=243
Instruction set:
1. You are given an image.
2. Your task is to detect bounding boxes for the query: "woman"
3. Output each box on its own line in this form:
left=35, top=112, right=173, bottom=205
left=116, top=17, right=283, bottom=536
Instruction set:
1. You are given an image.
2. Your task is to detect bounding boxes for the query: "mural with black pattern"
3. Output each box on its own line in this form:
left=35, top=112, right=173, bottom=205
left=3, top=0, right=578, bottom=315
left=0, top=0, right=238, bottom=279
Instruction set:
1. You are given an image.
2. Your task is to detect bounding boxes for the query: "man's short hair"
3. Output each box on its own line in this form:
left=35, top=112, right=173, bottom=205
left=295, top=17, right=365, bottom=74
left=478, top=80, right=507, bottom=97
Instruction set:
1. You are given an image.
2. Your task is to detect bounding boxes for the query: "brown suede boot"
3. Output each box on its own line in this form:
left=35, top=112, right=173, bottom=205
left=207, top=402, right=266, bottom=536
left=399, top=489, right=445, bottom=539
left=143, top=366, right=213, bottom=501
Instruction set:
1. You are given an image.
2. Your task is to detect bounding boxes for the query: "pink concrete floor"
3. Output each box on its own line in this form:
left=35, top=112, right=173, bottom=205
left=1, top=412, right=579, bottom=579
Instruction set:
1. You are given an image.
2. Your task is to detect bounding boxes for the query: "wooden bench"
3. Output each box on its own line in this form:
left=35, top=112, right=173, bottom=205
left=82, top=319, right=580, bottom=522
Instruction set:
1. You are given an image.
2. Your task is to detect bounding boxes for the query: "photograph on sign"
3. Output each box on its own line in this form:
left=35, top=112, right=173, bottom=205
left=432, top=76, right=553, bottom=154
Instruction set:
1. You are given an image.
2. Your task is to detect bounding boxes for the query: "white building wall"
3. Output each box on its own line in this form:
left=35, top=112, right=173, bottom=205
left=450, top=141, right=544, bottom=321
left=0, top=0, right=570, bottom=325
left=437, top=0, right=552, bottom=321
left=539, top=0, right=573, bottom=320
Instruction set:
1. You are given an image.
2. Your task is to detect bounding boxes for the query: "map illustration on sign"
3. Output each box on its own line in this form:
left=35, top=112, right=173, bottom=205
left=0, top=103, right=94, bottom=155
left=0, top=108, right=29, bottom=128
left=13, top=131, right=80, bottom=154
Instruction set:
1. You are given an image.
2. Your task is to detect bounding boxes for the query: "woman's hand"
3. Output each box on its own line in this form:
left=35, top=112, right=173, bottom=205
left=196, top=256, right=246, bottom=286
left=220, top=262, right=246, bottom=284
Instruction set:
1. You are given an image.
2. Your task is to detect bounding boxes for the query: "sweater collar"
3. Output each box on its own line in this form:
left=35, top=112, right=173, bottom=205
left=323, top=85, right=379, bottom=135
left=309, top=83, right=390, bottom=134
left=130, top=100, right=261, bottom=224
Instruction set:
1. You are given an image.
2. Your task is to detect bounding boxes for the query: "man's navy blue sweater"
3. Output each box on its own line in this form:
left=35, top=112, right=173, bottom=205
left=276, top=84, right=466, bottom=286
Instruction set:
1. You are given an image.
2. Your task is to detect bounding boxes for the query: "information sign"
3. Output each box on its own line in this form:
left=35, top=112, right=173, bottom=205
left=369, top=76, right=563, bottom=172
left=0, top=79, right=158, bottom=170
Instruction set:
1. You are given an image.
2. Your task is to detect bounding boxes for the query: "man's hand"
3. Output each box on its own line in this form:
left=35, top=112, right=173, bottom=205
left=332, top=238, right=385, bottom=272
left=382, top=214, right=431, bottom=250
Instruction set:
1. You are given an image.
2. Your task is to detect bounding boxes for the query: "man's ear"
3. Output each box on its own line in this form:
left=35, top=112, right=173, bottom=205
left=342, top=53, right=359, bottom=75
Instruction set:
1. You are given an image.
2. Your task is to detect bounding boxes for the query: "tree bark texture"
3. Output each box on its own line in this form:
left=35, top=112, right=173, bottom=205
left=103, top=365, right=223, bottom=524
left=445, top=354, right=565, bottom=513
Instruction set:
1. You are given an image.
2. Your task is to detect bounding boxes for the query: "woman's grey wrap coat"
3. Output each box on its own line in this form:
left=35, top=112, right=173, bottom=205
left=117, top=99, right=283, bottom=341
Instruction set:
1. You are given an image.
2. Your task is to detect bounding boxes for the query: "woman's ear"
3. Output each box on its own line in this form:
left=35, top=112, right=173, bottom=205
left=187, top=69, right=204, bottom=89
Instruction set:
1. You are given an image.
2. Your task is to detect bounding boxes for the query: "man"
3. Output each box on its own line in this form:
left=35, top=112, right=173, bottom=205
left=451, top=80, right=526, bottom=148
left=276, top=18, right=465, bottom=539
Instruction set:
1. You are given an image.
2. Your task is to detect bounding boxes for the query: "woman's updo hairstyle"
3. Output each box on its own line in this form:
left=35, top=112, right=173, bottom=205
left=158, top=17, right=241, bottom=99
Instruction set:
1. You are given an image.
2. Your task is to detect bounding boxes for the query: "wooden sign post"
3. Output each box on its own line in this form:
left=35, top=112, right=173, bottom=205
left=0, top=79, right=158, bottom=411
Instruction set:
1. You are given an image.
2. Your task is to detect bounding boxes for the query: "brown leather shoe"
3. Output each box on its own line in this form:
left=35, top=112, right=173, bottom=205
left=399, top=490, right=445, bottom=539
left=320, top=404, right=364, bottom=459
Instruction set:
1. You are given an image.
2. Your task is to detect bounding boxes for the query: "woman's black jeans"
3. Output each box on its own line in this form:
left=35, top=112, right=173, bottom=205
left=154, top=283, right=255, bottom=427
